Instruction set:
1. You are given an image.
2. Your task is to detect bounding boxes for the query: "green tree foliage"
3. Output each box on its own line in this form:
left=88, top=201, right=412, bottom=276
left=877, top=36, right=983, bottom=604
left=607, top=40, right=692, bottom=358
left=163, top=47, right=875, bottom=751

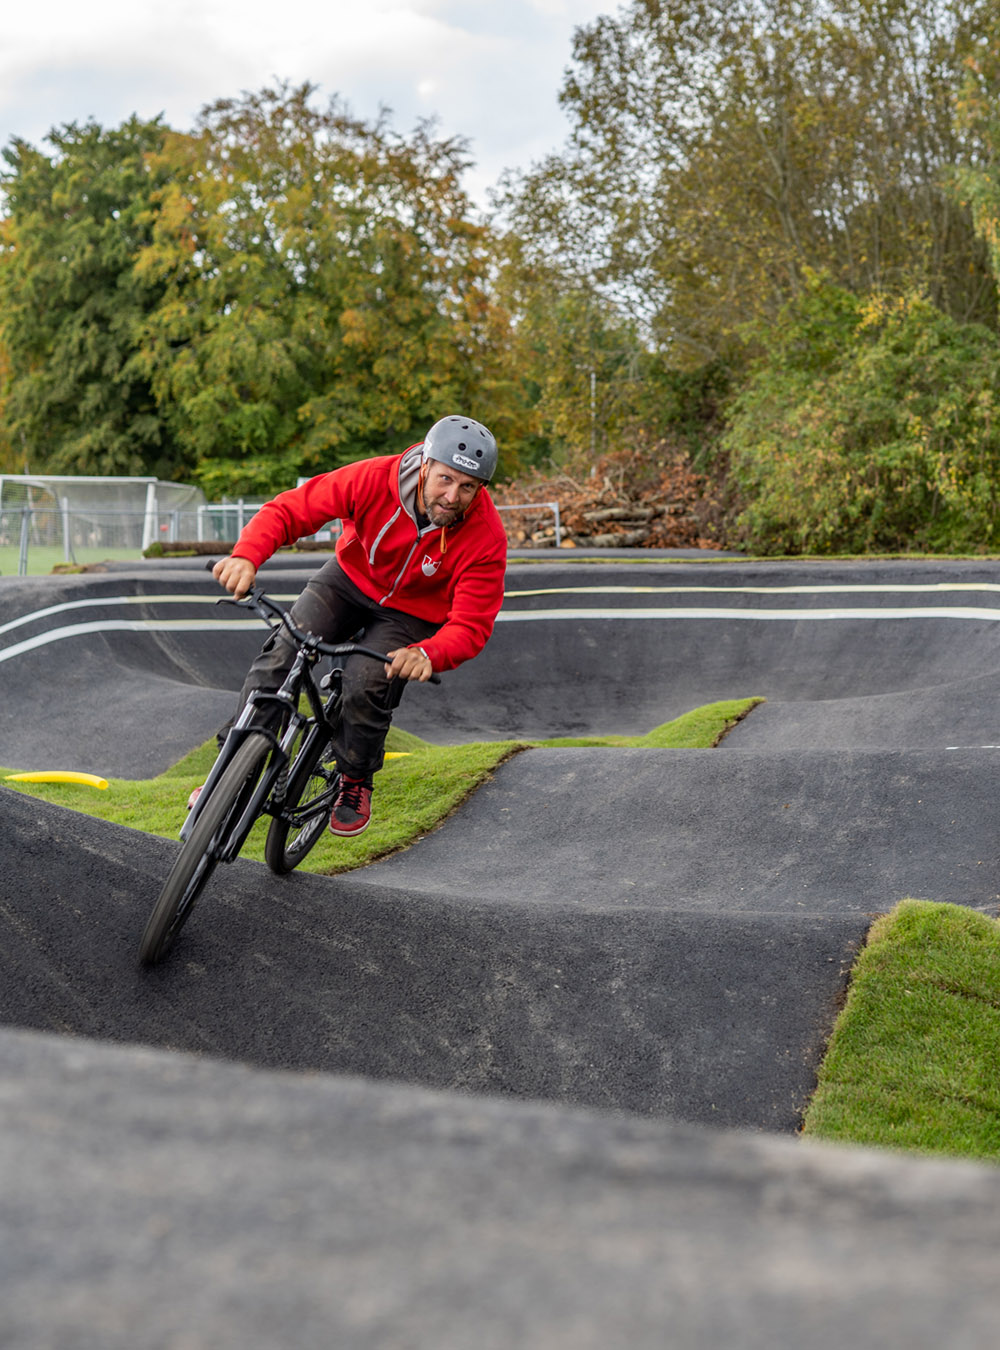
left=0, top=117, right=174, bottom=475
left=502, top=0, right=997, bottom=366
left=0, top=87, right=520, bottom=495
left=953, top=30, right=1000, bottom=285
left=0, top=340, right=16, bottom=471
left=132, top=83, right=511, bottom=496
left=493, top=237, right=645, bottom=460
left=492, top=220, right=729, bottom=469
left=722, top=275, right=1000, bottom=553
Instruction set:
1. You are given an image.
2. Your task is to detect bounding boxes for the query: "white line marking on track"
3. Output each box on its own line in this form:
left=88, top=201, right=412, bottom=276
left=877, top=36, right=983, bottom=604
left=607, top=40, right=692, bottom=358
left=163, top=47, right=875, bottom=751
left=0, top=619, right=264, bottom=664
left=504, top=583, right=1000, bottom=598
left=496, top=606, right=1000, bottom=622
left=4, top=601, right=1000, bottom=665
left=0, top=594, right=298, bottom=638
left=5, top=580, right=999, bottom=641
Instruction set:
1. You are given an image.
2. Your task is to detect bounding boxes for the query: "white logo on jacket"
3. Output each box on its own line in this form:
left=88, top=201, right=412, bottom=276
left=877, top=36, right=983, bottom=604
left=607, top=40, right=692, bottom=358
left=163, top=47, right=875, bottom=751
left=422, top=555, right=441, bottom=577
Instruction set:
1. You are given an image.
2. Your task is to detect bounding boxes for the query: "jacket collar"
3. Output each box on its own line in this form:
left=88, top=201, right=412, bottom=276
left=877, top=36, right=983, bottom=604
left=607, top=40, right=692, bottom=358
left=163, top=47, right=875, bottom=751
left=397, top=445, right=423, bottom=521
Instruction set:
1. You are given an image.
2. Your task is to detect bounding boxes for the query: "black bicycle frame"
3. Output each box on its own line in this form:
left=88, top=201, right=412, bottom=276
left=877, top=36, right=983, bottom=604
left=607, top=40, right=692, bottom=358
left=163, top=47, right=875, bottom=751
left=179, top=640, right=326, bottom=854
left=178, top=580, right=414, bottom=858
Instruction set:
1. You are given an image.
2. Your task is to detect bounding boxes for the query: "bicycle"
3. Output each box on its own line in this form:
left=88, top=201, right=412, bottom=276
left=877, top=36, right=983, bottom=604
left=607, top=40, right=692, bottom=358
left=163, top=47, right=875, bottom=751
left=138, top=585, right=434, bottom=965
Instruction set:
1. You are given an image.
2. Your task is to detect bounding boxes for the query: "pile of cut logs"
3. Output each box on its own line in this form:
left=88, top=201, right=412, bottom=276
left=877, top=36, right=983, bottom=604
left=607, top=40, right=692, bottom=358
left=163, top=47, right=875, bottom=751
left=493, top=445, right=719, bottom=550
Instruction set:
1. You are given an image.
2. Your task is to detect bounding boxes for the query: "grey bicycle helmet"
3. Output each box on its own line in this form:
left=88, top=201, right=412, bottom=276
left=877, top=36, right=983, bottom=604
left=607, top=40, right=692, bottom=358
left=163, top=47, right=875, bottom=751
left=421, top=414, right=498, bottom=483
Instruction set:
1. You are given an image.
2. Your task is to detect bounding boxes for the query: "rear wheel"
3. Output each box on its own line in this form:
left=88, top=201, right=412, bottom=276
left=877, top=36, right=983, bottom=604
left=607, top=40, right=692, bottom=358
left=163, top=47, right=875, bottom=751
left=264, top=730, right=338, bottom=874
left=139, top=732, right=271, bottom=966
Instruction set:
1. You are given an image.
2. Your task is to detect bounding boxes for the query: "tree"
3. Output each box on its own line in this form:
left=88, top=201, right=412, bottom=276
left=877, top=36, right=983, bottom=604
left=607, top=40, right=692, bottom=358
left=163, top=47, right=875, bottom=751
left=489, top=221, right=730, bottom=476
left=953, top=29, right=1000, bottom=291
left=501, top=0, right=997, bottom=366
left=492, top=238, right=643, bottom=461
left=720, top=275, right=1000, bottom=553
left=0, top=336, right=16, bottom=470
left=133, top=83, right=514, bottom=496
left=0, top=117, right=175, bottom=475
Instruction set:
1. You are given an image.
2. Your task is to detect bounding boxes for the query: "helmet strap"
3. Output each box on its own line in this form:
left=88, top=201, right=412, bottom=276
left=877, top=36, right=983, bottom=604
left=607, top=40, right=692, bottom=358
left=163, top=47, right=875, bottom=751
left=419, top=464, right=449, bottom=552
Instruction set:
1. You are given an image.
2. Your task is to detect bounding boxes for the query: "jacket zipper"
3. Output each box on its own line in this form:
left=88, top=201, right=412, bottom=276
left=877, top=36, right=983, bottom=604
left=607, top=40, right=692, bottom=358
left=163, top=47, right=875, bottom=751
left=368, top=507, right=401, bottom=565
left=377, top=523, right=441, bottom=605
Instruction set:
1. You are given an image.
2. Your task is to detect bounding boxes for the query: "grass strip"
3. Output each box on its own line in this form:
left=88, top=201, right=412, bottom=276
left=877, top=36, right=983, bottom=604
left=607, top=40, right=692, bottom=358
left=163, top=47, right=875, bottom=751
left=803, top=899, right=1000, bottom=1163
left=536, top=697, right=762, bottom=749
left=0, top=696, right=762, bottom=874
left=1, top=732, right=523, bottom=877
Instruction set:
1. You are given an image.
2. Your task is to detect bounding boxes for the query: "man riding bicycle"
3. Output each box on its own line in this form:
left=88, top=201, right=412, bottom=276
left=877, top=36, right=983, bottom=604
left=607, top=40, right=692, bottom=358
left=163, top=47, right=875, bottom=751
left=207, top=414, right=507, bottom=838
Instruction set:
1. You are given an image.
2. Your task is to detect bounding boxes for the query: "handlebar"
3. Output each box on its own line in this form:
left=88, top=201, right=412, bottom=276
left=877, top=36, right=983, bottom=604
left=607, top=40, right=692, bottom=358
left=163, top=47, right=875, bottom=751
left=218, top=581, right=441, bottom=683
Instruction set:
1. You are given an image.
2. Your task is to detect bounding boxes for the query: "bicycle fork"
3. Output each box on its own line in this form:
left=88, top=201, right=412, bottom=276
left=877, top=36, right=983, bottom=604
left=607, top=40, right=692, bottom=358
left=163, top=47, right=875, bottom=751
left=179, top=650, right=314, bottom=849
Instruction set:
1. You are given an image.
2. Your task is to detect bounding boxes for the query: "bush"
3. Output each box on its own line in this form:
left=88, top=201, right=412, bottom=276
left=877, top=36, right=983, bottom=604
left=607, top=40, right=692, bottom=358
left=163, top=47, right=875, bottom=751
left=721, top=277, right=1000, bottom=554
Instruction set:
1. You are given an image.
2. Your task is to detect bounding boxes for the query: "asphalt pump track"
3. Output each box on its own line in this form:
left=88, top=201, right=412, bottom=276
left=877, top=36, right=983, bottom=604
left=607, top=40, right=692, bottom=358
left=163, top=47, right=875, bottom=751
left=3, top=552, right=1000, bottom=1345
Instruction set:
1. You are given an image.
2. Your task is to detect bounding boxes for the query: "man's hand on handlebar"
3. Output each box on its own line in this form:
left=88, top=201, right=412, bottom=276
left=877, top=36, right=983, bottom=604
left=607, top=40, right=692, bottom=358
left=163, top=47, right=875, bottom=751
left=385, top=646, right=434, bottom=683
left=213, top=555, right=257, bottom=598
left=208, top=575, right=437, bottom=682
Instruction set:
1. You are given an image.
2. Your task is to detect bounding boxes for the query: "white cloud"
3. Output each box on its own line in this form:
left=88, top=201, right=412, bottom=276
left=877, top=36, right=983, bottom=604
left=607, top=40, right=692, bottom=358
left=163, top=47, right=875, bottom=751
left=0, top=0, right=612, bottom=205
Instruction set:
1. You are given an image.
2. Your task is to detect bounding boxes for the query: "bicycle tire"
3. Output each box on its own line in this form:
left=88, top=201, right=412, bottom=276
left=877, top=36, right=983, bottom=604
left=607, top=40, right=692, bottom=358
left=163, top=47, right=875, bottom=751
left=139, top=732, right=272, bottom=966
left=264, top=729, right=337, bottom=875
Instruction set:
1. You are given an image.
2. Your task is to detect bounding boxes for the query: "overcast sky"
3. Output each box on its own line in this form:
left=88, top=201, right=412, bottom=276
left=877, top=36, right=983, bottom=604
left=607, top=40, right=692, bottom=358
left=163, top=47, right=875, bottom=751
left=0, top=0, right=614, bottom=208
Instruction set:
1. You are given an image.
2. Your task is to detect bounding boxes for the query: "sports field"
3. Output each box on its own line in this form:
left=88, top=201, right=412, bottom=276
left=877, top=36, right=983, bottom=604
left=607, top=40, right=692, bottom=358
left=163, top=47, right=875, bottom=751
left=0, top=544, right=145, bottom=577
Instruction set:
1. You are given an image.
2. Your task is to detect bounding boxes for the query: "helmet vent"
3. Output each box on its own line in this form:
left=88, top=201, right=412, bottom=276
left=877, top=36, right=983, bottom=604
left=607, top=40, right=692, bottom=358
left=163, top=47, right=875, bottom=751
left=422, top=413, right=498, bottom=482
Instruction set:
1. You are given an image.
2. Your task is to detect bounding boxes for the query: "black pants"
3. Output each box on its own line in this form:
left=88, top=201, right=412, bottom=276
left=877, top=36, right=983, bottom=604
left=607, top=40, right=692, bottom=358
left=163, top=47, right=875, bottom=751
left=229, top=559, right=439, bottom=783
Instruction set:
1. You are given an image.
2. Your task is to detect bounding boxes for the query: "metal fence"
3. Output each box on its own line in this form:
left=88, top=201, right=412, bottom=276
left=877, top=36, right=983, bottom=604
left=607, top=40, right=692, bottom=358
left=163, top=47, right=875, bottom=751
left=0, top=505, right=239, bottom=576
left=495, top=500, right=562, bottom=547
left=1, top=499, right=562, bottom=577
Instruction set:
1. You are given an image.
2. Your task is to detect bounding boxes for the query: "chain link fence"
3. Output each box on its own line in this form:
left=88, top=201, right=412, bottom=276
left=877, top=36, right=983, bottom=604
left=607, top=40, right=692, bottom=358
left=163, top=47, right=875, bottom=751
left=0, top=505, right=229, bottom=576
left=0, top=501, right=346, bottom=576
left=0, top=474, right=214, bottom=577
left=0, top=496, right=561, bottom=577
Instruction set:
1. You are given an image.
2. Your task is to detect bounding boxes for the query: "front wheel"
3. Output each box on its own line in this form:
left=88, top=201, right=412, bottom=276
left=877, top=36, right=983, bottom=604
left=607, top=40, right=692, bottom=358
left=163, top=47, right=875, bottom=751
left=264, top=730, right=338, bottom=874
left=139, top=732, right=272, bottom=966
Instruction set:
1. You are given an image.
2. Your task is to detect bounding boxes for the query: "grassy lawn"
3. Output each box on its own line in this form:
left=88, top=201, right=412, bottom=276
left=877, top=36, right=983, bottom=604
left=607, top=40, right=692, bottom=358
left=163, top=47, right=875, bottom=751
left=803, top=899, right=1000, bottom=1164
left=0, top=545, right=146, bottom=577
left=1, top=696, right=762, bottom=874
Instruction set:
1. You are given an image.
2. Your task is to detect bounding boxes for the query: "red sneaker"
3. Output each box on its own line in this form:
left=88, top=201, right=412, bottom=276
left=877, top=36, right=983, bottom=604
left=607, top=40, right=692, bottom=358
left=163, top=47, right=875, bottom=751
left=328, top=776, right=372, bottom=837
left=187, top=785, right=204, bottom=811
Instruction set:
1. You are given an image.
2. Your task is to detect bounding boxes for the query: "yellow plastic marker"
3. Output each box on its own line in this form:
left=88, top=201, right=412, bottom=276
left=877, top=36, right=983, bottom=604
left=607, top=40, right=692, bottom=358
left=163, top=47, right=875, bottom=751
left=5, top=771, right=109, bottom=790
left=384, top=752, right=411, bottom=760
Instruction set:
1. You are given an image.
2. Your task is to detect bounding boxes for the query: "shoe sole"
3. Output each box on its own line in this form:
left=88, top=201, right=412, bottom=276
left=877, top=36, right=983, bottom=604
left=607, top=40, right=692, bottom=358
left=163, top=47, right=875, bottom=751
left=327, top=818, right=371, bottom=838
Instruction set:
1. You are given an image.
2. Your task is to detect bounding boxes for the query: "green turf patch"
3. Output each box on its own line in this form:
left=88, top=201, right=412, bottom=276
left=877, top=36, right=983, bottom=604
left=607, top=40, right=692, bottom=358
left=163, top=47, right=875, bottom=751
left=0, top=697, right=763, bottom=873
left=1, top=728, right=522, bottom=876
left=803, top=899, right=1000, bottom=1163
left=536, top=697, right=763, bottom=749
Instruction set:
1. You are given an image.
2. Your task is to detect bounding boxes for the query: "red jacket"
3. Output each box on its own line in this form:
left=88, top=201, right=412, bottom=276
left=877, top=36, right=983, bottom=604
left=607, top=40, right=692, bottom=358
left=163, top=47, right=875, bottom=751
left=232, top=447, right=508, bottom=671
